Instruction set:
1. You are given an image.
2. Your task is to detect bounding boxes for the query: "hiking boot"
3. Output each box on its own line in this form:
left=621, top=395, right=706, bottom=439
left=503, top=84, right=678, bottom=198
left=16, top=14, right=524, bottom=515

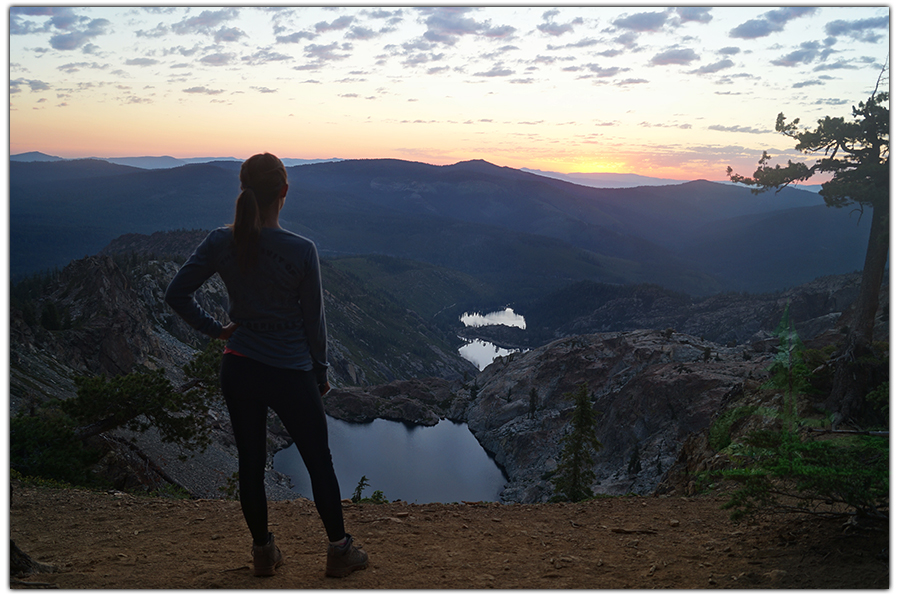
left=252, top=533, right=284, bottom=577
left=326, top=534, right=368, bottom=578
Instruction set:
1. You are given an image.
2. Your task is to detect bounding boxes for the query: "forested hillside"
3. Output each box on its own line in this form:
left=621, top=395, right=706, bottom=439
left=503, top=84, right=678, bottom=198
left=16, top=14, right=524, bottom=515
left=10, top=158, right=869, bottom=302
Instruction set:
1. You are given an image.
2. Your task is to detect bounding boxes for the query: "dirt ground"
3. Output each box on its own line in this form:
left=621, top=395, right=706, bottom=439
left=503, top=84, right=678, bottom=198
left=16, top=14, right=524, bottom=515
left=10, top=481, right=888, bottom=589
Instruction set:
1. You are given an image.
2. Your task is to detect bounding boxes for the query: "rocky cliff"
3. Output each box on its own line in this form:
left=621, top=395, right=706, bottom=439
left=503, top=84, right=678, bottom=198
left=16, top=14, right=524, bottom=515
left=466, top=330, right=769, bottom=502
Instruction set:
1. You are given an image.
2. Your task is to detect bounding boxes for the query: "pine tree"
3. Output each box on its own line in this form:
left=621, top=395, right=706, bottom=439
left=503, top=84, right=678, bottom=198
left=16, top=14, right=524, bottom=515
left=728, top=75, right=888, bottom=423
left=551, top=383, right=602, bottom=502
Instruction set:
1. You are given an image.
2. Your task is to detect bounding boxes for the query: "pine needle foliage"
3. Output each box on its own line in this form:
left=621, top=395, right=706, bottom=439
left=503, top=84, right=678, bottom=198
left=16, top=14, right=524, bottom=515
left=716, top=306, right=889, bottom=521
left=11, top=343, right=223, bottom=485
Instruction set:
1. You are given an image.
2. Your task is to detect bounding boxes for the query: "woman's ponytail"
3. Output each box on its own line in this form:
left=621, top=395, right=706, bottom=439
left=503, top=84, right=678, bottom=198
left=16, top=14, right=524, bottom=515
left=229, top=153, right=287, bottom=272
left=232, top=187, right=262, bottom=271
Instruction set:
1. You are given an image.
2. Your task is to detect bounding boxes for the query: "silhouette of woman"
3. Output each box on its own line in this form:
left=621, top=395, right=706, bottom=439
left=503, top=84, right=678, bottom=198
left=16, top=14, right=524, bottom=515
left=165, top=152, right=367, bottom=578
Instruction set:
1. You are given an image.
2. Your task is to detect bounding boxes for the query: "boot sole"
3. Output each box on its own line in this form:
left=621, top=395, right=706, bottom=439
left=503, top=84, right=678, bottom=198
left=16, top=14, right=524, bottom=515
left=253, top=559, right=284, bottom=577
left=325, top=560, right=368, bottom=578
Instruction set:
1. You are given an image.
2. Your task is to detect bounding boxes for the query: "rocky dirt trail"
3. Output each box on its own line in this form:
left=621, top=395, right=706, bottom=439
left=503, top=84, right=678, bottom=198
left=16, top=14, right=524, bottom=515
left=10, top=482, right=888, bottom=589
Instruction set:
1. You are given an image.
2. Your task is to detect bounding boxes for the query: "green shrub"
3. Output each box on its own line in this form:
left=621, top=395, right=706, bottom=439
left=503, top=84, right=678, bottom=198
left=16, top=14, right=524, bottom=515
left=11, top=410, right=99, bottom=485
left=709, top=405, right=759, bottom=452
left=716, top=304, right=889, bottom=521
left=719, top=430, right=888, bottom=521
left=351, top=475, right=389, bottom=504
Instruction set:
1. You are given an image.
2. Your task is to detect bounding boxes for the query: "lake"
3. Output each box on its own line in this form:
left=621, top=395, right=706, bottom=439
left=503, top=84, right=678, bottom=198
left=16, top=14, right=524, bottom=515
left=273, top=417, right=506, bottom=504
left=458, top=307, right=527, bottom=370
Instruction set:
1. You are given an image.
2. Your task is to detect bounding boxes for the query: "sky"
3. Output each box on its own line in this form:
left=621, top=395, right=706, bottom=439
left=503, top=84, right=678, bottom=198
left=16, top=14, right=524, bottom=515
left=8, top=5, right=891, bottom=180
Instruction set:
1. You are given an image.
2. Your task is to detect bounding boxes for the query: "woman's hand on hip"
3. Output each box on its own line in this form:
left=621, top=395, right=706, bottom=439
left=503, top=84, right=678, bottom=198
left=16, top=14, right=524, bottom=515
left=219, top=322, right=240, bottom=341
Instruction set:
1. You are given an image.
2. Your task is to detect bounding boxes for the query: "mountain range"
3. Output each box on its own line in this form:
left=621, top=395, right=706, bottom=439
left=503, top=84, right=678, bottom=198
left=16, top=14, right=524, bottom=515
left=10, top=151, right=340, bottom=170
left=10, top=156, right=868, bottom=305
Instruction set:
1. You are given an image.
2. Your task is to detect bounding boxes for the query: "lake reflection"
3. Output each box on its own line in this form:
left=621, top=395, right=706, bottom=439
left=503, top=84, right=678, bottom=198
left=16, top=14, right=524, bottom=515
left=274, top=417, right=506, bottom=504
left=458, top=338, right=517, bottom=371
left=458, top=307, right=527, bottom=370
left=460, top=307, right=526, bottom=328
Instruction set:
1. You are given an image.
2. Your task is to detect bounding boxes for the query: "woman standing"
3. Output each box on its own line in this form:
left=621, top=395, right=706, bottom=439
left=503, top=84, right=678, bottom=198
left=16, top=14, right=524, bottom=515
left=165, top=153, right=367, bottom=578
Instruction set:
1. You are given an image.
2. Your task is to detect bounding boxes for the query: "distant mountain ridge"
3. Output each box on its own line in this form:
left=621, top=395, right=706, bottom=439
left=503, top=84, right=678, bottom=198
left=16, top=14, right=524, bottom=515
left=10, top=151, right=342, bottom=169
left=11, top=151, right=822, bottom=193
left=10, top=157, right=868, bottom=299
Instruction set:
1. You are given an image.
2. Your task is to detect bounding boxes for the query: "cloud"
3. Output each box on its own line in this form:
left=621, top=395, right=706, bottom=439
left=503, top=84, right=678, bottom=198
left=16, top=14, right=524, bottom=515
left=10, top=78, right=51, bottom=93
left=199, top=53, right=235, bottom=66
left=402, top=52, right=445, bottom=67
left=615, top=78, right=648, bottom=86
left=612, top=10, right=670, bottom=32
left=316, top=15, right=354, bottom=33
left=135, top=23, right=169, bottom=38
left=183, top=86, right=224, bottom=95
left=812, top=60, right=861, bottom=72
left=123, top=95, right=152, bottom=104
left=825, top=16, right=889, bottom=43
left=214, top=27, right=245, bottom=43
left=474, top=63, right=515, bottom=77
left=50, top=17, right=110, bottom=50
left=241, top=49, right=292, bottom=65
left=547, top=38, right=601, bottom=50
left=125, top=57, right=159, bottom=67
left=650, top=48, right=699, bottom=66
left=586, top=64, right=626, bottom=78
left=675, top=7, right=712, bottom=24
left=57, top=61, right=107, bottom=73
left=11, top=7, right=54, bottom=16
left=613, top=31, right=639, bottom=48
left=366, top=8, right=403, bottom=21
left=419, top=7, right=516, bottom=46
left=171, top=8, right=239, bottom=35
left=813, top=98, right=849, bottom=106
left=536, top=14, right=582, bottom=37
left=708, top=124, right=769, bottom=134
left=482, top=23, right=517, bottom=39
left=718, top=46, right=741, bottom=56
left=481, top=44, right=518, bottom=60
left=689, top=59, right=734, bottom=74
left=792, top=80, right=825, bottom=88
left=10, top=16, right=42, bottom=35
left=276, top=30, right=317, bottom=44
left=729, top=7, right=817, bottom=39
left=304, top=42, right=352, bottom=62
left=771, top=41, right=821, bottom=67
left=345, top=26, right=378, bottom=41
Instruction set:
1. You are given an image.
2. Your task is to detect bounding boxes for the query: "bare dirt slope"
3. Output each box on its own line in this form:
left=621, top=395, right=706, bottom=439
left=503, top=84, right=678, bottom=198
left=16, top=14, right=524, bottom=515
left=10, top=482, right=887, bottom=589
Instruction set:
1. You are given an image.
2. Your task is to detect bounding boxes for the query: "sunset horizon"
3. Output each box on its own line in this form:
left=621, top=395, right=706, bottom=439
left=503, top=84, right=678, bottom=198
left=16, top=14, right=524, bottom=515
left=10, top=6, right=888, bottom=182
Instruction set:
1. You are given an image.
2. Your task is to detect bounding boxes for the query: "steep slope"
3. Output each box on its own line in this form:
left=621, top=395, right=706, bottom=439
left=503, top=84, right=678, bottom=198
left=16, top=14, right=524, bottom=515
left=679, top=204, right=872, bottom=291
left=10, top=232, right=477, bottom=415
left=519, top=273, right=870, bottom=347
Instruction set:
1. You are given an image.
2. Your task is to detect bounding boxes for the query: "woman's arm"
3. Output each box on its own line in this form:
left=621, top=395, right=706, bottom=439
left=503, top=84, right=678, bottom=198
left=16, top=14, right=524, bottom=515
left=165, top=234, right=225, bottom=339
left=298, top=242, right=329, bottom=384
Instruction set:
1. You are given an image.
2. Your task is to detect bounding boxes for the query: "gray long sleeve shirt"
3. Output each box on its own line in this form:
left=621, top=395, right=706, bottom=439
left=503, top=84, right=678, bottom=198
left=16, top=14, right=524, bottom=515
left=165, top=227, right=328, bottom=380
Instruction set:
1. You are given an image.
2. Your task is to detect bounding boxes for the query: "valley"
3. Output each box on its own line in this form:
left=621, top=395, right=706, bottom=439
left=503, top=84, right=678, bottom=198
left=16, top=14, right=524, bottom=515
left=9, top=156, right=886, bottom=517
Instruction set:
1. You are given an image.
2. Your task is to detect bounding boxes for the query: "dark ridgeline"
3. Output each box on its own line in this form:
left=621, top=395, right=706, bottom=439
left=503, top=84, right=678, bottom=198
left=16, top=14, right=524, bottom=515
left=10, top=157, right=867, bottom=301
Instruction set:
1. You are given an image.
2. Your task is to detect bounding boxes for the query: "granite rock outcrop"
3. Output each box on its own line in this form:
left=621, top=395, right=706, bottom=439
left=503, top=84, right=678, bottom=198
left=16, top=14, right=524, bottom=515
left=466, top=330, right=770, bottom=502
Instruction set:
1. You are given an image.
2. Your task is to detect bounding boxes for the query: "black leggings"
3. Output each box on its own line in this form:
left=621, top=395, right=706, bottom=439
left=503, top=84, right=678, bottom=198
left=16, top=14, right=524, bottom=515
left=220, top=353, right=345, bottom=544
